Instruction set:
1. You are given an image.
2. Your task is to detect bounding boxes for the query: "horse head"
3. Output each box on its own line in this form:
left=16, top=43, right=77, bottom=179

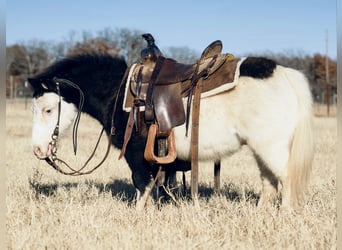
left=27, top=54, right=128, bottom=160
left=28, top=77, right=78, bottom=159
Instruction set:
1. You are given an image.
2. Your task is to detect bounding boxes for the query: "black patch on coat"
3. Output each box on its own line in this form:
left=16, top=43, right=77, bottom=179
left=239, top=57, right=277, bottom=79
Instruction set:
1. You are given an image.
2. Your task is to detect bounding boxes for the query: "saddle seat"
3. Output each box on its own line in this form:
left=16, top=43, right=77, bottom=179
left=138, top=40, right=224, bottom=85
left=151, top=58, right=195, bottom=84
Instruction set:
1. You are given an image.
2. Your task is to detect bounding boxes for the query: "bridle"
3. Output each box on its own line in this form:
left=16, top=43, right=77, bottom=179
left=43, top=77, right=112, bottom=176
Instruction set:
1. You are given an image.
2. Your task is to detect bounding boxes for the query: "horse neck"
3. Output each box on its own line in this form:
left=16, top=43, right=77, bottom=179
left=50, top=55, right=128, bottom=133
left=81, top=84, right=118, bottom=129
left=58, top=76, right=119, bottom=131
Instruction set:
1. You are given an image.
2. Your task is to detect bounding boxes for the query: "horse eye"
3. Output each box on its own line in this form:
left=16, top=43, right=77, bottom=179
left=45, top=109, right=52, bottom=114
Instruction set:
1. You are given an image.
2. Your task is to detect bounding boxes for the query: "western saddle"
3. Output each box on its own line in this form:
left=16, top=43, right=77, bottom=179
left=120, top=33, right=237, bottom=200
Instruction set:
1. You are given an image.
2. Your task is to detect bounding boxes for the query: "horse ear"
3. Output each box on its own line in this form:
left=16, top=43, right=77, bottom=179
left=27, top=78, right=41, bottom=90
left=27, top=77, right=52, bottom=91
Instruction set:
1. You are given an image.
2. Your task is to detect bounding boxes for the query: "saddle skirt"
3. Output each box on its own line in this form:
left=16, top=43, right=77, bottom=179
left=123, top=56, right=246, bottom=112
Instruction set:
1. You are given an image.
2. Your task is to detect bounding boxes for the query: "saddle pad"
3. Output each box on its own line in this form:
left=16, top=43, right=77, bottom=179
left=182, top=57, right=246, bottom=98
left=123, top=63, right=141, bottom=112
left=122, top=58, right=246, bottom=112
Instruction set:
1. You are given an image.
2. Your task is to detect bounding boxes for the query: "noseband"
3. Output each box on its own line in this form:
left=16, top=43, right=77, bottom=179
left=44, top=77, right=112, bottom=176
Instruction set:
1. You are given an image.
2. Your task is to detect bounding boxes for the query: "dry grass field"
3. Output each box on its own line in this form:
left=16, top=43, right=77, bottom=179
left=6, top=100, right=336, bottom=249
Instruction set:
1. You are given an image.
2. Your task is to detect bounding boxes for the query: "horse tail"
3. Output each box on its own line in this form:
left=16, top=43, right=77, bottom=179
left=286, top=68, right=314, bottom=208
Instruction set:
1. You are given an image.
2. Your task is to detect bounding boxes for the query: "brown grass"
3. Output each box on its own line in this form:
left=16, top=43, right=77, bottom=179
left=6, top=100, right=336, bottom=249
left=314, top=104, right=337, bottom=117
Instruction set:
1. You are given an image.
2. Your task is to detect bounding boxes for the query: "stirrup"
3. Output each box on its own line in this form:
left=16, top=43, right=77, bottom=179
left=144, top=124, right=177, bottom=164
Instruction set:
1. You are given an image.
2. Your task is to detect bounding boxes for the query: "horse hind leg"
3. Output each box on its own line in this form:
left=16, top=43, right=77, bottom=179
left=254, top=154, right=280, bottom=208
left=156, top=167, right=178, bottom=203
left=252, top=139, right=297, bottom=209
left=214, top=160, right=221, bottom=193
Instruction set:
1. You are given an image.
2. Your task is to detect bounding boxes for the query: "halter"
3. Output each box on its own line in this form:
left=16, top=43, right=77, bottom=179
left=44, top=77, right=112, bottom=176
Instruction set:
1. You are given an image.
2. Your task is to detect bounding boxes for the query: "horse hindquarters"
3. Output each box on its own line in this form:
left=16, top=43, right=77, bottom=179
left=168, top=65, right=313, bottom=210
left=236, top=66, right=314, bottom=210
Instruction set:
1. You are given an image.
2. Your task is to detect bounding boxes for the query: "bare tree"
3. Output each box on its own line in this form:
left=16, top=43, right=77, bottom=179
left=111, top=28, right=146, bottom=65
left=312, top=53, right=337, bottom=86
left=7, top=44, right=28, bottom=76
left=23, top=40, right=51, bottom=75
left=164, top=46, right=199, bottom=64
left=67, top=38, right=120, bottom=57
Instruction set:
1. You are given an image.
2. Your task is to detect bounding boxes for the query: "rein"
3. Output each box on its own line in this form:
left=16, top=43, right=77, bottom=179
left=43, top=77, right=112, bottom=176
left=53, top=77, right=84, bottom=155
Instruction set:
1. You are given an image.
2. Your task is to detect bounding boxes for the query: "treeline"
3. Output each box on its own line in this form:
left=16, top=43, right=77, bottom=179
left=6, top=27, right=336, bottom=103
left=248, top=50, right=337, bottom=104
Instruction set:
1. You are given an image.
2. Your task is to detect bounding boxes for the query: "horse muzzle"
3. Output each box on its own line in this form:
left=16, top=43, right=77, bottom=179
left=33, top=143, right=52, bottom=160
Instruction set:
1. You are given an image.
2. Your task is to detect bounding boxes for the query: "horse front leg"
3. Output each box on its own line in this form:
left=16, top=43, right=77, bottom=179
left=124, top=140, right=155, bottom=210
left=135, top=176, right=155, bottom=211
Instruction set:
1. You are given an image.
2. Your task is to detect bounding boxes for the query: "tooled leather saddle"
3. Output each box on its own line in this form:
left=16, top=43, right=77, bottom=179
left=119, top=33, right=238, bottom=164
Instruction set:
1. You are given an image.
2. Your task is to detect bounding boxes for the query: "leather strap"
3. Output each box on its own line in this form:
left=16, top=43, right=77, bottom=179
left=134, top=66, right=143, bottom=133
left=190, top=77, right=203, bottom=199
left=185, top=64, right=210, bottom=136
left=111, top=67, right=130, bottom=135
left=118, top=108, right=135, bottom=159
left=145, top=56, right=165, bottom=124
left=45, top=128, right=112, bottom=176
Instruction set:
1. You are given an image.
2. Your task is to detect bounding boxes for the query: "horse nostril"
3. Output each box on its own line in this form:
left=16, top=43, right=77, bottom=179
left=33, top=146, right=42, bottom=157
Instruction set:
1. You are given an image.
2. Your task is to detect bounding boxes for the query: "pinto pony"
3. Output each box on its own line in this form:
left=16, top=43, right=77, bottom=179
left=28, top=53, right=314, bottom=211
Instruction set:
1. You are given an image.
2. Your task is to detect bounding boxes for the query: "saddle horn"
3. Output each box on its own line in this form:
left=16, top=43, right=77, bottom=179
left=140, top=33, right=163, bottom=63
